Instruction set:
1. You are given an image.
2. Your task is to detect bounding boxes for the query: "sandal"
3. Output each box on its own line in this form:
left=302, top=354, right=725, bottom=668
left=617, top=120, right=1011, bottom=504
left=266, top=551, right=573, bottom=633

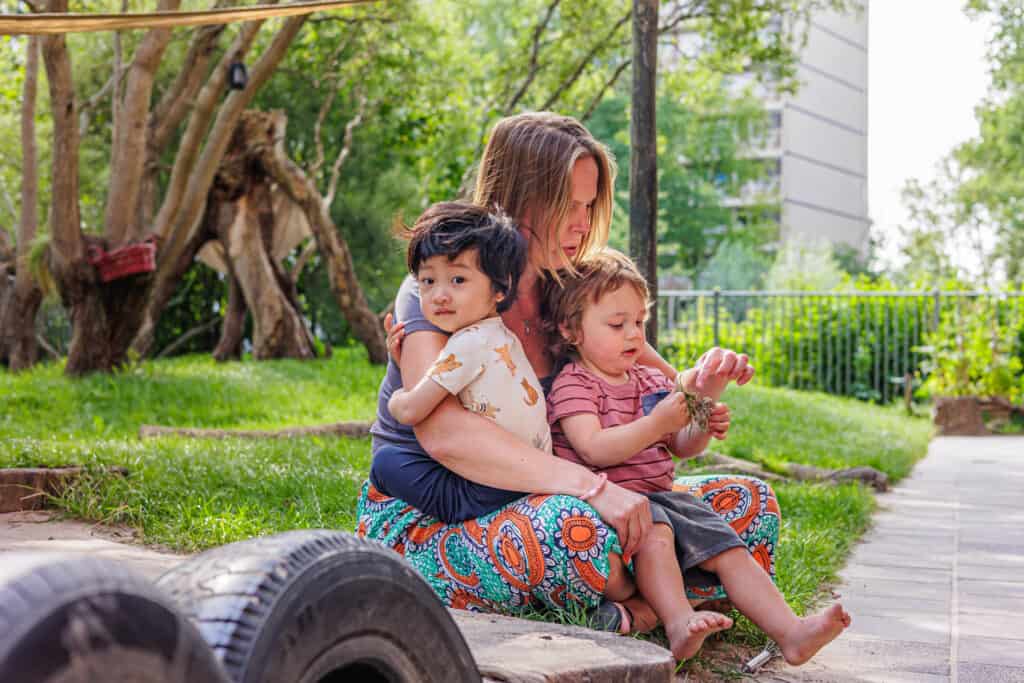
left=586, top=599, right=634, bottom=634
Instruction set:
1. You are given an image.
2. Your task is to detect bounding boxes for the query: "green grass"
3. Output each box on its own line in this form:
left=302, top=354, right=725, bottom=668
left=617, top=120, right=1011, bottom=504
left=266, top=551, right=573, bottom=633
left=1, top=351, right=932, bottom=632
left=711, top=384, right=933, bottom=480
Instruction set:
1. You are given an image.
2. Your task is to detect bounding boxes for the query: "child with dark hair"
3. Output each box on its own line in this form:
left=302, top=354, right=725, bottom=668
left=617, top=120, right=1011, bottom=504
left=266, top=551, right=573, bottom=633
left=383, top=201, right=552, bottom=459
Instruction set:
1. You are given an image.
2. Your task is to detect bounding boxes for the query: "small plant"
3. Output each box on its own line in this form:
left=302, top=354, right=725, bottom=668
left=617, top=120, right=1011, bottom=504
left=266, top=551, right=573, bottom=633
left=917, top=297, right=1024, bottom=403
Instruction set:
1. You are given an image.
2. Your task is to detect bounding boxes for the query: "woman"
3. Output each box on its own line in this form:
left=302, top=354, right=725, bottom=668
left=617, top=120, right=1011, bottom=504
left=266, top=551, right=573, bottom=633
left=358, top=112, right=777, bottom=629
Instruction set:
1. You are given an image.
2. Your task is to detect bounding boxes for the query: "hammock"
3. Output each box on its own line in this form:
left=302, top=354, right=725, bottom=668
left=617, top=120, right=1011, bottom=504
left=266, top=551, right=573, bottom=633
left=0, top=0, right=377, bottom=35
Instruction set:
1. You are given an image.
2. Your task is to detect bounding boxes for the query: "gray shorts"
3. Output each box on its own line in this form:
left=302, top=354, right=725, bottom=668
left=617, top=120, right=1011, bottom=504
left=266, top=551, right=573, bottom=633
left=646, top=490, right=747, bottom=590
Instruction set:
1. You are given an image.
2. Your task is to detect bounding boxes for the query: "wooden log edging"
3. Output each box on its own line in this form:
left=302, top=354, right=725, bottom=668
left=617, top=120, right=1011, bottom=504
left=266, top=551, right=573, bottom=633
left=138, top=421, right=372, bottom=440
left=685, top=452, right=890, bottom=492
left=0, top=466, right=128, bottom=513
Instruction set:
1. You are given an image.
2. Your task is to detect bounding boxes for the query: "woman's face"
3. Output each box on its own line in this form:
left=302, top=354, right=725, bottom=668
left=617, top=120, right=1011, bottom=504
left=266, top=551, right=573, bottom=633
left=524, top=155, right=599, bottom=271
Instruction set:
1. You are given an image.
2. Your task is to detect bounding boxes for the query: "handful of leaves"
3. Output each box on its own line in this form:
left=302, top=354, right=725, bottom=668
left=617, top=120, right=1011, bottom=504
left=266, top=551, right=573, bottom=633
left=675, top=373, right=714, bottom=433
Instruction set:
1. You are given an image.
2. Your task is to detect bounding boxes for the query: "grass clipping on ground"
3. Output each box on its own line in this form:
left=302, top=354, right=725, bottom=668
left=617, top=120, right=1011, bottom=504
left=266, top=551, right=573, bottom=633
left=1, top=354, right=932, bottom=632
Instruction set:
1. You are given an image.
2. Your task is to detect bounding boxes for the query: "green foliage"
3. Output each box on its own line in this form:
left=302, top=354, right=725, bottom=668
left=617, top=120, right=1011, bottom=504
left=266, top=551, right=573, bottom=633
left=918, top=293, right=1024, bottom=401
left=151, top=264, right=226, bottom=356
left=764, top=241, right=845, bottom=291
left=697, top=240, right=772, bottom=291
left=662, top=283, right=941, bottom=403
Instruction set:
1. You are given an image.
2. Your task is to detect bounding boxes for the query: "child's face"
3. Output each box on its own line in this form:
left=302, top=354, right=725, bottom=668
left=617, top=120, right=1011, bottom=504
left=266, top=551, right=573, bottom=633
left=571, top=283, right=648, bottom=382
left=417, top=249, right=503, bottom=333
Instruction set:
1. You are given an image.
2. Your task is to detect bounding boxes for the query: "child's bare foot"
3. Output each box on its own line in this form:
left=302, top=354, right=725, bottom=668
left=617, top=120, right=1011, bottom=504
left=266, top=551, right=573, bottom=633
left=665, top=611, right=733, bottom=661
left=779, top=603, right=851, bottom=665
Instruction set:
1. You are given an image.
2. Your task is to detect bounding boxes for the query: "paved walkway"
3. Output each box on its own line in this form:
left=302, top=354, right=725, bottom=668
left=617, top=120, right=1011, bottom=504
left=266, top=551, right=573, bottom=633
left=765, top=436, right=1024, bottom=683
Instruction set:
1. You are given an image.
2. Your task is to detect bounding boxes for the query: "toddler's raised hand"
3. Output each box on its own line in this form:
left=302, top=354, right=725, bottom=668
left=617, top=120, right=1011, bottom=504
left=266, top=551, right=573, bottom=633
left=649, top=392, right=692, bottom=434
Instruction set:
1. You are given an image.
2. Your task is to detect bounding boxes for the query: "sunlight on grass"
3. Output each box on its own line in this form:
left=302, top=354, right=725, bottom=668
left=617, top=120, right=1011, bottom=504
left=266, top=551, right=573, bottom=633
left=1, top=351, right=931, bottom=621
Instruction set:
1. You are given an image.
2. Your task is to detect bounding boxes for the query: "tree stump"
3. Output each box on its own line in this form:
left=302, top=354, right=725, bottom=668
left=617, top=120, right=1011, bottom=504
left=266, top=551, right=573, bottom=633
left=933, top=397, right=989, bottom=436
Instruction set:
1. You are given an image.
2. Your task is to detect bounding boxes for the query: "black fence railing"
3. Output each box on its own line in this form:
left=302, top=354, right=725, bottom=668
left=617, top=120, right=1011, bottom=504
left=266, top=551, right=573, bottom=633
left=658, top=290, right=1024, bottom=403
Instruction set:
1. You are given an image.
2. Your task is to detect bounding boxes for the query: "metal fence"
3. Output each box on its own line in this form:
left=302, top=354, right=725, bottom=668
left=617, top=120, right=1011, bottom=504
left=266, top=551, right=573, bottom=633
left=658, top=290, right=1024, bottom=403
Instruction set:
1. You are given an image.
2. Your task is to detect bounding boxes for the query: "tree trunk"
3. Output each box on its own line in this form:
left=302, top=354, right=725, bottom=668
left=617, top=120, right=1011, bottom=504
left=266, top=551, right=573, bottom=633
left=630, top=0, right=658, bottom=345
left=250, top=111, right=387, bottom=364
left=208, top=115, right=314, bottom=360
left=2, top=35, right=43, bottom=370
left=212, top=273, right=246, bottom=362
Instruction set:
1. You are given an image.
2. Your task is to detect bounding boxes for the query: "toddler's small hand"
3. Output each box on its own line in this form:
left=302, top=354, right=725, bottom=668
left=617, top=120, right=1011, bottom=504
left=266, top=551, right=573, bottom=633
left=384, top=313, right=405, bottom=364
left=650, top=392, right=691, bottom=433
left=707, top=402, right=730, bottom=440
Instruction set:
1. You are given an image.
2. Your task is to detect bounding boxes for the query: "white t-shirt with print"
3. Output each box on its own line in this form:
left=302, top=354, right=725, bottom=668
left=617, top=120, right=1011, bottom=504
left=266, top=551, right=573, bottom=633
left=427, top=316, right=552, bottom=453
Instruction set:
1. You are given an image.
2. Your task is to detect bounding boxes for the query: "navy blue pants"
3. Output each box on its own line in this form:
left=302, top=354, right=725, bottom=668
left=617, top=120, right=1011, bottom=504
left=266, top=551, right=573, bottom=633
left=369, top=443, right=524, bottom=524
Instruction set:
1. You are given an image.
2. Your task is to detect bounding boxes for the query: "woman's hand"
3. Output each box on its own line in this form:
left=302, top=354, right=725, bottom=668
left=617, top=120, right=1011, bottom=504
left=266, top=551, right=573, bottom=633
left=383, top=313, right=406, bottom=365
left=586, top=480, right=652, bottom=562
left=695, top=347, right=755, bottom=398
left=707, top=402, right=730, bottom=440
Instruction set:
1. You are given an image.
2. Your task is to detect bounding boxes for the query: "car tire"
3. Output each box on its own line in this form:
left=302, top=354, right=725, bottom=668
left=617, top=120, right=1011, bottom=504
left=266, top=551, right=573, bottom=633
left=157, top=529, right=480, bottom=683
left=0, top=554, right=230, bottom=683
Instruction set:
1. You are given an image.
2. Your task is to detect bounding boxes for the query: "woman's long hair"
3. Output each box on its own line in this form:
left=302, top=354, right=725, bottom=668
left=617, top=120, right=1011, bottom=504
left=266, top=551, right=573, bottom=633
left=472, top=112, right=616, bottom=274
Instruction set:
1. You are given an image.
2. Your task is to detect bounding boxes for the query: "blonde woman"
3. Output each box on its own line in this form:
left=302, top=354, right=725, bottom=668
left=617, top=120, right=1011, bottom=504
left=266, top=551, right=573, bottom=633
left=358, top=112, right=774, bottom=633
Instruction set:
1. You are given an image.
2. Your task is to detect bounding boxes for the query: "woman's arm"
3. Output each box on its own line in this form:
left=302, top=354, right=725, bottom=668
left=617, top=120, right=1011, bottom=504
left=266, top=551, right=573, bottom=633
left=639, top=342, right=755, bottom=400
left=399, top=329, right=653, bottom=557
left=558, top=392, right=690, bottom=467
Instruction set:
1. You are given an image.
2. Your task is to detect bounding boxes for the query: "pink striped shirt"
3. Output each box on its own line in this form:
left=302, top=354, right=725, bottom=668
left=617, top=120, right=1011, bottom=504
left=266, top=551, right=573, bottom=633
left=547, top=361, right=675, bottom=494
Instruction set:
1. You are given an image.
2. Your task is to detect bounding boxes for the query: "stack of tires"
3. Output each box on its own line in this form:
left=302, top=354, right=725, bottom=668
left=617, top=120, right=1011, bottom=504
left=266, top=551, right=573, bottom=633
left=0, top=531, right=480, bottom=683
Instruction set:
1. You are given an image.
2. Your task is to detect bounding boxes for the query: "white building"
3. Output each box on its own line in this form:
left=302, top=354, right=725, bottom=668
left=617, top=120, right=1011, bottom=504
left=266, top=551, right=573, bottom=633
left=777, top=4, right=871, bottom=251
left=724, top=4, right=870, bottom=253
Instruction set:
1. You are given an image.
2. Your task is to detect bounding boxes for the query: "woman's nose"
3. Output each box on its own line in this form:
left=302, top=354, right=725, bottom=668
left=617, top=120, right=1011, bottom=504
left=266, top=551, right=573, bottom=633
left=570, top=207, right=589, bottom=233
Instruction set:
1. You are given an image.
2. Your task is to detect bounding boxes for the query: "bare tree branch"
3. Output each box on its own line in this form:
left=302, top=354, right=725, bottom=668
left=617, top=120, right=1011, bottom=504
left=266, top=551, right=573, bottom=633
left=41, top=0, right=83, bottom=268
left=158, top=16, right=307, bottom=271
left=657, top=0, right=704, bottom=35
left=290, top=237, right=318, bottom=284
left=581, top=58, right=631, bottom=122
left=153, top=19, right=263, bottom=240
left=105, top=0, right=182, bottom=246
left=35, top=333, right=59, bottom=360
left=155, top=316, right=220, bottom=359
left=541, top=10, right=630, bottom=111
left=149, top=21, right=228, bottom=154
left=18, top=35, right=39, bottom=271
left=77, top=72, right=116, bottom=138
left=309, top=32, right=357, bottom=179
left=0, top=176, right=17, bottom=223
left=324, top=91, right=365, bottom=206
left=504, top=0, right=561, bottom=114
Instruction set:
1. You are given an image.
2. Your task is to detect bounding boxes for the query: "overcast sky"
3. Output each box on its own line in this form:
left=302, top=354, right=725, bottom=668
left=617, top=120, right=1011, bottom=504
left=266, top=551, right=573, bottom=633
left=868, top=0, right=992, bottom=268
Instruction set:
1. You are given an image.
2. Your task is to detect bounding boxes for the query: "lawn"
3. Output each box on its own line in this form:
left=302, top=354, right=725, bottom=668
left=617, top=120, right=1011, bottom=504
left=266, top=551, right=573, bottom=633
left=0, top=351, right=933, bottom=624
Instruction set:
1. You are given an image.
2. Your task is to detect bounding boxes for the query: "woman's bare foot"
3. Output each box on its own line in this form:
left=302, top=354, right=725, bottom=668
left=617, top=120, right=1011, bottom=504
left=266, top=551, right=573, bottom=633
left=779, top=603, right=851, bottom=665
left=665, top=611, right=733, bottom=661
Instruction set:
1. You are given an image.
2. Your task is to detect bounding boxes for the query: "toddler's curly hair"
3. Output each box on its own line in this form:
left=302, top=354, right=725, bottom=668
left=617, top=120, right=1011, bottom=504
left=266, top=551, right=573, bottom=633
left=541, top=248, right=651, bottom=360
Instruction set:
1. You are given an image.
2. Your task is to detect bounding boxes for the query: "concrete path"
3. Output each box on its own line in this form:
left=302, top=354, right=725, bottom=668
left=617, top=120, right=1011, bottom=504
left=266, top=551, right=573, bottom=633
left=765, top=436, right=1024, bottom=683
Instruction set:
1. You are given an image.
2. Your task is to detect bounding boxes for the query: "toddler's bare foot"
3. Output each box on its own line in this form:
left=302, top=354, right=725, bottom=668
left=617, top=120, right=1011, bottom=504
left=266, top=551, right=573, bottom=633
left=779, top=603, right=851, bottom=665
left=666, top=611, right=733, bottom=661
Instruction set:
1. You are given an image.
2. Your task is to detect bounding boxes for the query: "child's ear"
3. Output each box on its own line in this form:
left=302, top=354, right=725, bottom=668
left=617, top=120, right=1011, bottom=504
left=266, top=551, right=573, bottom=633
left=557, top=323, right=574, bottom=343
left=495, top=291, right=506, bottom=303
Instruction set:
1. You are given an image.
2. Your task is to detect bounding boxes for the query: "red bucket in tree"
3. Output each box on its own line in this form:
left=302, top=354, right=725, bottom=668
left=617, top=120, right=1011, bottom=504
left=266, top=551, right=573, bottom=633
left=88, top=237, right=157, bottom=283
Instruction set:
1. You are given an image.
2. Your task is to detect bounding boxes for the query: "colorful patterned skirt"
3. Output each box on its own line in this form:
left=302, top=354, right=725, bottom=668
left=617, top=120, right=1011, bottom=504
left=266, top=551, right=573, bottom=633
left=356, top=474, right=780, bottom=611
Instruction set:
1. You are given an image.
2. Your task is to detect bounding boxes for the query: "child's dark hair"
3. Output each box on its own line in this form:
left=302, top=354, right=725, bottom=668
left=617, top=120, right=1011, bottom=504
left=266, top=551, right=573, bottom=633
left=399, top=201, right=526, bottom=313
